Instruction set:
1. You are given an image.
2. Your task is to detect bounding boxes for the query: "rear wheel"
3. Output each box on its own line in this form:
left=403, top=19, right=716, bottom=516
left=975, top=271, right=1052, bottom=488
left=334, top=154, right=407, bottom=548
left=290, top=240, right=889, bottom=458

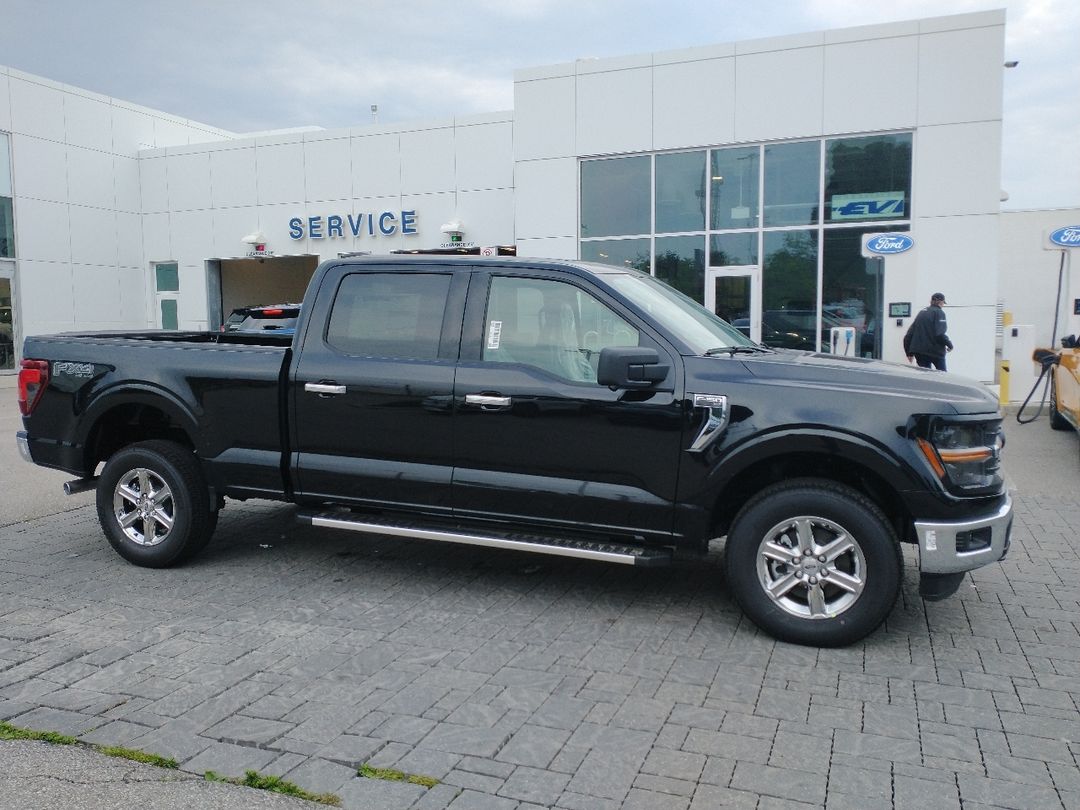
left=1050, top=376, right=1070, bottom=431
left=96, top=440, right=215, bottom=567
left=724, top=479, right=901, bottom=647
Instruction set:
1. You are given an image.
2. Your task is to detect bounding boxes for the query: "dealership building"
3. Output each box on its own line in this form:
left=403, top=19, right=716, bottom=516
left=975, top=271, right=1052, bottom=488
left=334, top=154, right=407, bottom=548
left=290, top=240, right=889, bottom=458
left=1, top=8, right=1077, bottom=384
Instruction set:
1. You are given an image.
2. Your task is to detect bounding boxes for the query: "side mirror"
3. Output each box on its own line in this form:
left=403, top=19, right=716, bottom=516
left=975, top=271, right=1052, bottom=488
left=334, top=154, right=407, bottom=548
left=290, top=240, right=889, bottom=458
left=596, top=346, right=670, bottom=389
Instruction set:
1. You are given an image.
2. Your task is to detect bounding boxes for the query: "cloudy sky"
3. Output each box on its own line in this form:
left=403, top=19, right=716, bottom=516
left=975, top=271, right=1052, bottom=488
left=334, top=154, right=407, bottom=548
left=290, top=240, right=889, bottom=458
left=2, top=0, right=1077, bottom=210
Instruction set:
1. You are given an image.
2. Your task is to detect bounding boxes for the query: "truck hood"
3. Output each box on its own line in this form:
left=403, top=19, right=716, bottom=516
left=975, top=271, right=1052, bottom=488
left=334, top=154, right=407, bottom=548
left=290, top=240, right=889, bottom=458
left=686, top=350, right=1000, bottom=415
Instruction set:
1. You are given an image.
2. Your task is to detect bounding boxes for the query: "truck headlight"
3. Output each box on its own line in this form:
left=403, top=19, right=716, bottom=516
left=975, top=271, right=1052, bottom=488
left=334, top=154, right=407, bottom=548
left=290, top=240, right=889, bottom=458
left=916, top=419, right=1004, bottom=492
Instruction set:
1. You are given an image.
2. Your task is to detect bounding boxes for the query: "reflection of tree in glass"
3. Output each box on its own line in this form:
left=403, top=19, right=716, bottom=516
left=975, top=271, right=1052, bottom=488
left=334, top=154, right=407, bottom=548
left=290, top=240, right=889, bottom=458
left=656, top=250, right=703, bottom=302
left=765, top=232, right=817, bottom=310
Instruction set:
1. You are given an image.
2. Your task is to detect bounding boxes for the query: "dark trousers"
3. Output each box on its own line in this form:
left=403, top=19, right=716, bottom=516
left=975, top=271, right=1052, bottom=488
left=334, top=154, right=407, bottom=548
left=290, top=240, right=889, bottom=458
left=913, top=353, right=946, bottom=371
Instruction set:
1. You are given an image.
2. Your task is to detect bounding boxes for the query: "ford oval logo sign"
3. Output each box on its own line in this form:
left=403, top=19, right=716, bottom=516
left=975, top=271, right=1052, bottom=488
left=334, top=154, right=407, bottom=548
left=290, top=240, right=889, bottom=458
left=1049, top=226, right=1080, bottom=247
left=865, top=233, right=915, bottom=255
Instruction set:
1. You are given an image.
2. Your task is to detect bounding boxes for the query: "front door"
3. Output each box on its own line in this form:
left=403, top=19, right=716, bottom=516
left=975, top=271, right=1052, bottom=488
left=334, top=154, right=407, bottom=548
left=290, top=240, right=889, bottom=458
left=452, top=270, right=684, bottom=539
left=292, top=266, right=467, bottom=514
left=705, top=266, right=760, bottom=343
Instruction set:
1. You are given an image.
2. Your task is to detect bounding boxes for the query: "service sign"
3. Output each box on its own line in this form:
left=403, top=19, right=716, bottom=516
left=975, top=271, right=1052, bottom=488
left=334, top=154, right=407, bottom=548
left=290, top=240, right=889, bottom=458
left=863, top=233, right=914, bottom=256
left=1048, top=226, right=1080, bottom=248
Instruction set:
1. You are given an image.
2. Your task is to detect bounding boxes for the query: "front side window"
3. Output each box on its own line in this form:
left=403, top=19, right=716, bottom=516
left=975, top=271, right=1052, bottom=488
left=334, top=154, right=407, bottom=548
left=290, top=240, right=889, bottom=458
left=327, top=272, right=450, bottom=359
left=482, top=276, right=638, bottom=383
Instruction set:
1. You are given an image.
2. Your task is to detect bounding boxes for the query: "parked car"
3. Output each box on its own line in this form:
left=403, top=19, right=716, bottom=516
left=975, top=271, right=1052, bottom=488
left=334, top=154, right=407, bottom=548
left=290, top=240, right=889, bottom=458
left=17, top=256, right=1011, bottom=647
left=220, top=303, right=301, bottom=335
left=732, top=309, right=849, bottom=351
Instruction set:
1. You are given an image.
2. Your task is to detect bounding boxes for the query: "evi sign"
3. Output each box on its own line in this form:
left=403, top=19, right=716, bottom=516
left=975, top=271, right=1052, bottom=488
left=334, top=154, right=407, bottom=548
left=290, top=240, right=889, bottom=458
left=288, top=209, right=419, bottom=240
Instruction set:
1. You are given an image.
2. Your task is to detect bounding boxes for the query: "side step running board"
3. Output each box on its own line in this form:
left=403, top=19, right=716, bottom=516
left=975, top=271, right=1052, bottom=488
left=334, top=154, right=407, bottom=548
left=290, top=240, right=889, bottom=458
left=301, top=512, right=672, bottom=567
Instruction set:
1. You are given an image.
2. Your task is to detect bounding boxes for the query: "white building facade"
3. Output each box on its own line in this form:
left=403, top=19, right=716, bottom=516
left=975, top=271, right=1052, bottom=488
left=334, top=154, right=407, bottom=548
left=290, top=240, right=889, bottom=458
left=3, top=9, right=1072, bottom=384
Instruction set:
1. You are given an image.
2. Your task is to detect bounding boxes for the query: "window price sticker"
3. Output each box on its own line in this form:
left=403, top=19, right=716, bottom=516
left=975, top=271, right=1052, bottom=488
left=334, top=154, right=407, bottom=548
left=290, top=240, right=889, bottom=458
left=486, top=320, right=503, bottom=350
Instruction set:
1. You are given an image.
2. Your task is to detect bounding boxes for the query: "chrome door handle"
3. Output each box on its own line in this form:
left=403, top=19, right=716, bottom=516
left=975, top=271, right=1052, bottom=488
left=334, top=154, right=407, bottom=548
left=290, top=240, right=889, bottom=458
left=465, top=394, right=512, bottom=408
left=305, top=382, right=346, bottom=395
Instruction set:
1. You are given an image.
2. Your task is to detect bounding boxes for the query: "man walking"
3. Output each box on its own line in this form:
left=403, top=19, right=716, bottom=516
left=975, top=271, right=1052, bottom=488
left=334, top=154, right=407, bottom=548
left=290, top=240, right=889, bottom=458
left=904, top=292, right=953, bottom=371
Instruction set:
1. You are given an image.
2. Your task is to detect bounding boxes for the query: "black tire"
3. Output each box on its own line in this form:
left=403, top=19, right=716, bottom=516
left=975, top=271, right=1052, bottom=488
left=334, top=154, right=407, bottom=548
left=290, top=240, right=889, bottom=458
left=95, top=440, right=215, bottom=568
left=1050, top=377, right=1070, bottom=431
left=723, top=479, right=902, bottom=647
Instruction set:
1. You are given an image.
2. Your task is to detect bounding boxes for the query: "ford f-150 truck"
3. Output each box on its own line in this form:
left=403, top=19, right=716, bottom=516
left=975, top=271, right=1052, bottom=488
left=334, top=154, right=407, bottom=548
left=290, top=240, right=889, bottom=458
left=16, top=256, right=1012, bottom=646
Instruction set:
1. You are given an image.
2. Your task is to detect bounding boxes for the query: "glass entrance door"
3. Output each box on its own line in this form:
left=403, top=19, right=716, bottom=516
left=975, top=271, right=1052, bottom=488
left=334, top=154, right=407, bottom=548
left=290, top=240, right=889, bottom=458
left=705, top=266, right=760, bottom=343
left=0, top=269, right=14, bottom=372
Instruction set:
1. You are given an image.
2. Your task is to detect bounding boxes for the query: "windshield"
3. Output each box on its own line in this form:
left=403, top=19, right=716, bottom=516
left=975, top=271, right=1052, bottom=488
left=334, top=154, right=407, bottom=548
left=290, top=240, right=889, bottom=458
left=605, top=271, right=757, bottom=354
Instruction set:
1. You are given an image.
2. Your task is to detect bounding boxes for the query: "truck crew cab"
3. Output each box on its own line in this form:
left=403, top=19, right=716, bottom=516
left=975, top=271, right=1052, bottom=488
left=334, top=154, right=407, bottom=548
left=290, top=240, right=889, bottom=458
left=16, top=256, right=1012, bottom=646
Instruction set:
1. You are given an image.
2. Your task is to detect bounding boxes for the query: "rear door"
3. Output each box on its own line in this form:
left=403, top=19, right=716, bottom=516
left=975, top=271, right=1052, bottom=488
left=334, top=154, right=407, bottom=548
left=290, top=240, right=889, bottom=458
left=291, top=265, right=467, bottom=514
left=452, top=268, right=684, bottom=539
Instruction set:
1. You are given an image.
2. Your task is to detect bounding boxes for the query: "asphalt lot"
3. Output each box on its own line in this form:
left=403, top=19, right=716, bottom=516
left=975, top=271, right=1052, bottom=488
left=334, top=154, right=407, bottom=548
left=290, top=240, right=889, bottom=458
left=1, top=377, right=1079, bottom=809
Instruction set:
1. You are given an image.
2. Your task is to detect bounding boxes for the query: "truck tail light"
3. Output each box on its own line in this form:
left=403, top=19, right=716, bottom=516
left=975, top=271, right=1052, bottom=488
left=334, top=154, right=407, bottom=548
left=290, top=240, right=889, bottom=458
left=18, top=359, right=50, bottom=416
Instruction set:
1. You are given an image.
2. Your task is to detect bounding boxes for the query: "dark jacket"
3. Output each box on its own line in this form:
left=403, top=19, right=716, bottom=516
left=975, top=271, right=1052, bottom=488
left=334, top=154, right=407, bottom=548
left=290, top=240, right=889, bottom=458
left=904, top=305, right=953, bottom=357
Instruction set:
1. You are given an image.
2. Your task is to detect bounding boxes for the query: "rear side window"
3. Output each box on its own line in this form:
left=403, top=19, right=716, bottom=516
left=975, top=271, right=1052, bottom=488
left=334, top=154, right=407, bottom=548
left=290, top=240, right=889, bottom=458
left=326, top=273, right=450, bottom=360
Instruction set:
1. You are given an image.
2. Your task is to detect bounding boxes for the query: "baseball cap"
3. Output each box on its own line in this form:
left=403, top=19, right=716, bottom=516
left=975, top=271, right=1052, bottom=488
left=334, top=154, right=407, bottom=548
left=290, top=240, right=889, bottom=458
left=931, top=292, right=947, bottom=303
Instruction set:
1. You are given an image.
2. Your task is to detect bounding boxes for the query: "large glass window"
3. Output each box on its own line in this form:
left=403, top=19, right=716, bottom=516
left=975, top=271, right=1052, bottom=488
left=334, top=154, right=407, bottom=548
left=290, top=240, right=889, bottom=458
left=709, top=232, right=758, bottom=267
left=580, top=156, right=650, bottom=238
left=655, top=235, right=705, bottom=302
left=0, top=133, right=13, bottom=259
left=580, top=239, right=650, bottom=273
left=655, top=151, right=705, bottom=234
left=327, top=272, right=450, bottom=359
left=763, top=141, right=820, bottom=227
left=826, top=134, right=912, bottom=223
left=762, top=230, right=818, bottom=350
left=710, top=147, right=759, bottom=230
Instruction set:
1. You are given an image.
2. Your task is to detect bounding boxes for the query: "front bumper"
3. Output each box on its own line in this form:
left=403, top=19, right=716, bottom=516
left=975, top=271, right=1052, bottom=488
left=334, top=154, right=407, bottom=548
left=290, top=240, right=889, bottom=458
left=914, top=493, right=1013, bottom=575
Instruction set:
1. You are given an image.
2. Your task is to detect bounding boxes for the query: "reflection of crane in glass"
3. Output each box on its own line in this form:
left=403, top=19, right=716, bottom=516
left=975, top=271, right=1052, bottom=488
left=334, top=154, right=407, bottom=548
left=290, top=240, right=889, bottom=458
left=732, top=151, right=756, bottom=221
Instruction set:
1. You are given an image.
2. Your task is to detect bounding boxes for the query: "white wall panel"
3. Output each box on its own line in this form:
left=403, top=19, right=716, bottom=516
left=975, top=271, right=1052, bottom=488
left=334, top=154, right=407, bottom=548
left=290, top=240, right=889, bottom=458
left=399, top=193, right=455, bottom=252
left=351, top=133, right=400, bottom=199
left=734, top=48, right=824, bottom=142
left=18, top=259, right=74, bottom=329
left=14, top=198, right=71, bottom=263
left=823, top=37, right=918, bottom=134
left=914, top=122, right=1001, bottom=217
left=515, top=236, right=578, bottom=259
left=139, top=157, right=168, bottom=214
left=166, top=152, right=211, bottom=211
left=116, top=211, right=142, bottom=268
left=114, top=155, right=141, bottom=213
left=456, top=122, right=513, bottom=191
left=514, top=77, right=575, bottom=161
left=256, top=142, right=305, bottom=205
left=117, top=265, right=149, bottom=326
left=9, top=78, right=65, bottom=141
left=255, top=203, right=303, bottom=256
left=12, top=135, right=67, bottom=202
left=918, top=26, right=1004, bottom=126
left=212, top=206, right=260, bottom=259
left=169, top=209, right=213, bottom=262
left=303, top=137, right=351, bottom=202
left=66, top=145, right=115, bottom=208
left=63, top=93, right=113, bottom=152
left=69, top=206, right=117, bottom=266
left=575, top=68, right=651, bottom=156
left=514, top=158, right=577, bottom=241
left=72, top=264, right=122, bottom=323
left=155, top=118, right=195, bottom=148
left=913, top=214, right=1000, bottom=306
left=141, top=212, right=172, bottom=263
left=653, top=58, right=735, bottom=150
left=456, top=188, right=515, bottom=246
left=210, top=147, right=257, bottom=209
left=111, top=105, right=157, bottom=154
left=0, top=73, right=10, bottom=132
left=400, top=128, right=455, bottom=195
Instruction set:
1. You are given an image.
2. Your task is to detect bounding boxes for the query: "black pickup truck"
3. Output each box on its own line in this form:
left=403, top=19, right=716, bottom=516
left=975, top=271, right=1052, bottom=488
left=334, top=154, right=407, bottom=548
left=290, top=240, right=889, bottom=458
left=16, top=256, right=1012, bottom=646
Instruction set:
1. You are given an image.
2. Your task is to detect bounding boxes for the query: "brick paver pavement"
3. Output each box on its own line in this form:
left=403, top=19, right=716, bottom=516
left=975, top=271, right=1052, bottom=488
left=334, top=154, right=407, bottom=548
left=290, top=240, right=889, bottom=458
left=1, top=487, right=1078, bottom=809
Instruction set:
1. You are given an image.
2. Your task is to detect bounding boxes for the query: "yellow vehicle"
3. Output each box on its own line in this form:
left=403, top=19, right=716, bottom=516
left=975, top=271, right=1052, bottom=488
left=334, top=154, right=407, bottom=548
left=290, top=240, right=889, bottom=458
left=1048, top=338, right=1080, bottom=433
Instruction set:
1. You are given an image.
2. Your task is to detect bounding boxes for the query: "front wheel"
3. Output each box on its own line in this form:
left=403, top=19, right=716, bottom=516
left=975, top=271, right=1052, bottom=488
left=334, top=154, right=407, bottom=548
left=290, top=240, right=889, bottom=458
left=95, top=440, right=215, bottom=568
left=724, top=480, right=901, bottom=647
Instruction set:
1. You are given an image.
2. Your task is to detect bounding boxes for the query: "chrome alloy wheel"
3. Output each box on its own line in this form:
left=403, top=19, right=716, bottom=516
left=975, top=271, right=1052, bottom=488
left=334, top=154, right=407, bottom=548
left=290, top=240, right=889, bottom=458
left=112, top=467, right=175, bottom=547
left=756, top=515, right=866, bottom=619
